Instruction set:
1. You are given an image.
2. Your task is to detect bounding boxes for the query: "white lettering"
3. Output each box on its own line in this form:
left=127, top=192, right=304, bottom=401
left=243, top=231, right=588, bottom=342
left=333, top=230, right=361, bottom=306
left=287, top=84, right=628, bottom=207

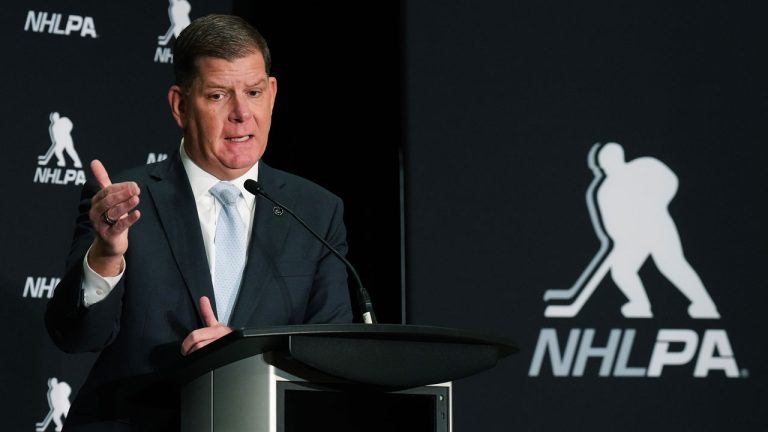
left=24, top=11, right=42, bottom=32
left=53, top=13, right=65, bottom=35
left=529, top=328, right=741, bottom=377
left=694, top=330, right=739, bottom=377
left=147, top=153, right=169, bottom=164
left=62, top=169, right=76, bottom=184
left=64, top=15, right=82, bottom=35
left=572, top=328, right=621, bottom=377
left=81, top=17, right=97, bottom=38
left=34, top=167, right=86, bottom=186
left=42, top=12, right=57, bottom=33
left=154, top=47, right=174, bottom=64
left=23, top=277, right=60, bottom=299
left=23, top=10, right=97, bottom=38
left=648, top=329, right=698, bottom=377
left=528, top=328, right=580, bottom=377
left=613, top=329, right=646, bottom=376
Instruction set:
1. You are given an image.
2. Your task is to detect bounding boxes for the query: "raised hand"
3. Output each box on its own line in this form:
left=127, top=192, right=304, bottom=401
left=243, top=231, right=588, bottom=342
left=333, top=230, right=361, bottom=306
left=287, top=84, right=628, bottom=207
left=181, top=296, right=233, bottom=356
left=87, top=159, right=141, bottom=276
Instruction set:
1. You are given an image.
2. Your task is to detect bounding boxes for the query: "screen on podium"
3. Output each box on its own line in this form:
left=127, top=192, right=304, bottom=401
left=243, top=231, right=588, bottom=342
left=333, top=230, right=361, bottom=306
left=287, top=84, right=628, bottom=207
left=277, top=381, right=450, bottom=432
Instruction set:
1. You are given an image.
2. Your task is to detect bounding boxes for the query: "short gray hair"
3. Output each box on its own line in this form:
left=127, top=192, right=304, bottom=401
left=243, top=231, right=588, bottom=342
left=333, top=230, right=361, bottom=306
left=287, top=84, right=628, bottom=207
left=173, top=14, right=272, bottom=88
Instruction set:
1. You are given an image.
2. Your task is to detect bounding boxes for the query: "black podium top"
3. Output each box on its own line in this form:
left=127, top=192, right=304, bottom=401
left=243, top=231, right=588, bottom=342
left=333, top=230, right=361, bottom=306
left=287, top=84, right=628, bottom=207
left=178, top=323, right=519, bottom=388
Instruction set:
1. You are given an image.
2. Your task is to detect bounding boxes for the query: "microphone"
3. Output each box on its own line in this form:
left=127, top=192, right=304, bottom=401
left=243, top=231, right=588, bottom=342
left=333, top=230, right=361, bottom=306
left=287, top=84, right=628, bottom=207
left=244, top=179, right=377, bottom=324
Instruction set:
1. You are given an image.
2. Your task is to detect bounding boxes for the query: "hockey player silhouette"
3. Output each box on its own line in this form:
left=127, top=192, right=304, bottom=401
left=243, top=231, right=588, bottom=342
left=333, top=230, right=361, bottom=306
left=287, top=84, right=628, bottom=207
left=544, top=143, right=719, bottom=319
left=158, top=0, right=192, bottom=46
left=35, top=378, right=71, bottom=432
left=38, top=112, right=82, bottom=168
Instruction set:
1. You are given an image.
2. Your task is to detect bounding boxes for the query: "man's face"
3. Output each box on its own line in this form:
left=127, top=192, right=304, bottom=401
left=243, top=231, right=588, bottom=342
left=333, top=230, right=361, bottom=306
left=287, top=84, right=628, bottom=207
left=169, top=53, right=277, bottom=180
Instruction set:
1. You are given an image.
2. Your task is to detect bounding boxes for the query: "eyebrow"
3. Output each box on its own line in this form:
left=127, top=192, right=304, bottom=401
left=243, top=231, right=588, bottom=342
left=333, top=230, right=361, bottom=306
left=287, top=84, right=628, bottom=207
left=203, top=78, right=268, bottom=90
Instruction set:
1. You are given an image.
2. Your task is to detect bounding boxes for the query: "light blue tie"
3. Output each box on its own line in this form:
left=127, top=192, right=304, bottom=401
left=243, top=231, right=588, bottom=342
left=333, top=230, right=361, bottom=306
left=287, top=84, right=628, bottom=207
left=209, top=182, right=246, bottom=325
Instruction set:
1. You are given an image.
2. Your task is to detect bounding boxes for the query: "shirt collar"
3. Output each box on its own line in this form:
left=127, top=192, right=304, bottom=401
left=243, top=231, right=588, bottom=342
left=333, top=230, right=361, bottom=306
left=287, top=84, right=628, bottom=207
left=179, top=140, right=259, bottom=208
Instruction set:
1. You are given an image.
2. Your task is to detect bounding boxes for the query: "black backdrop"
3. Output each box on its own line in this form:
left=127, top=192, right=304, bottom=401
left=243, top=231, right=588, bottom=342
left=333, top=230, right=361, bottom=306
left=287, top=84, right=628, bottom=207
left=405, top=1, right=768, bottom=431
left=3, top=0, right=768, bottom=431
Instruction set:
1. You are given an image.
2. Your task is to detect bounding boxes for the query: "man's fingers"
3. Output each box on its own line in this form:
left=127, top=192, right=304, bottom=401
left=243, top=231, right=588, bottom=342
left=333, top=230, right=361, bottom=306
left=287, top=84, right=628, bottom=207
left=90, top=158, right=140, bottom=219
left=100, top=194, right=140, bottom=220
left=199, top=296, right=219, bottom=327
left=183, top=339, right=214, bottom=356
left=180, top=324, right=233, bottom=356
left=179, top=297, right=232, bottom=356
left=90, top=159, right=112, bottom=189
left=106, top=210, right=142, bottom=233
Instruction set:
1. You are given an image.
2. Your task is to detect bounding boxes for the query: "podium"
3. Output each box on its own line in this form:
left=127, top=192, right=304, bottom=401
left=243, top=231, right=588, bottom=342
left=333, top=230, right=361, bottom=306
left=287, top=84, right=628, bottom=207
left=177, top=323, right=518, bottom=432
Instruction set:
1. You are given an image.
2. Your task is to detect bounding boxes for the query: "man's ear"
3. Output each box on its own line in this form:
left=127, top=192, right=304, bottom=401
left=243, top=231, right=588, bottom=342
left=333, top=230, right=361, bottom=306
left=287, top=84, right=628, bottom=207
left=269, top=76, right=278, bottom=111
left=168, top=85, right=186, bottom=129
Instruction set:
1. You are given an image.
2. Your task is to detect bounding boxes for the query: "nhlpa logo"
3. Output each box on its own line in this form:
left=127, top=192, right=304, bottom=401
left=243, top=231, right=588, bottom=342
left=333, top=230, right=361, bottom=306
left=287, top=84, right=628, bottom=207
left=154, top=0, right=191, bottom=64
left=35, top=377, right=71, bottom=432
left=543, top=142, right=719, bottom=319
left=529, top=143, right=741, bottom=379
left=33, top=112, right=86, bottom=186
left=24, top=10, right=98, bottom=38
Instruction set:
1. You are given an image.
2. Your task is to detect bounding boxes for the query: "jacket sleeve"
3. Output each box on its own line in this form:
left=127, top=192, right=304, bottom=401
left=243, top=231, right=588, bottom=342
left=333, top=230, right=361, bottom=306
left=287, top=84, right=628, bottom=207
left=44, top=179, right=125, bottom=353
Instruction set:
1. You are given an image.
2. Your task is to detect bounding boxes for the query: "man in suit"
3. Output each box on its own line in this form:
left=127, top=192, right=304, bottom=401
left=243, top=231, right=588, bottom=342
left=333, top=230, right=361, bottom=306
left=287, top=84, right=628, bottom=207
left=45, top=14, right=353, bottom=431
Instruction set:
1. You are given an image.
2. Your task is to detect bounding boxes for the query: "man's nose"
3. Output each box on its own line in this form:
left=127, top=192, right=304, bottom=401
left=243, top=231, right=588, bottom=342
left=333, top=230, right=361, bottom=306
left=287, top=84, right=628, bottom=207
left=228, top=94, right=251, bottom=122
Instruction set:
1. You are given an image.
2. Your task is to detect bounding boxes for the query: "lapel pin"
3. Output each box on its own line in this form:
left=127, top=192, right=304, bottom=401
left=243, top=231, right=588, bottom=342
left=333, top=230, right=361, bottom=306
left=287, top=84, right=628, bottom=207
left=273, top=206, right=284, bottom=216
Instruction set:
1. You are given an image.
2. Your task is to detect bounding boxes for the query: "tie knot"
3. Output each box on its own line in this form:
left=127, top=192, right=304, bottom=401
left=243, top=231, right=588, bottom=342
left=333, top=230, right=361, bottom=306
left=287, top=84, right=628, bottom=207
left=210, top=182, right=241, bottom=206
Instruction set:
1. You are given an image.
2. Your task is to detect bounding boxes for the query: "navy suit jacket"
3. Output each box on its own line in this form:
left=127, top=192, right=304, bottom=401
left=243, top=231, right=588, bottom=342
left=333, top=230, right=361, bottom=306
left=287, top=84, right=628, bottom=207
left=45, top=154, right=353, bottom=430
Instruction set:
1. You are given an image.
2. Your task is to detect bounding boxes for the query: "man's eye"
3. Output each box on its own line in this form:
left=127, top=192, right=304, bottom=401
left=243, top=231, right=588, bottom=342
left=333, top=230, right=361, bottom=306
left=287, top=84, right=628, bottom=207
left=248, top=89, right=262, bottom=97
left=209, top=93, right=225, bottom=101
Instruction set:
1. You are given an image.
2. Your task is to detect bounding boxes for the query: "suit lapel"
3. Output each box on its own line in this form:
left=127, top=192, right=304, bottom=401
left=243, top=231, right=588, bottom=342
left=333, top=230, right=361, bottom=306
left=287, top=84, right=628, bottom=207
left=146, top=155, right=215, bottom=323
left=229, top=163, right=295, bottom=327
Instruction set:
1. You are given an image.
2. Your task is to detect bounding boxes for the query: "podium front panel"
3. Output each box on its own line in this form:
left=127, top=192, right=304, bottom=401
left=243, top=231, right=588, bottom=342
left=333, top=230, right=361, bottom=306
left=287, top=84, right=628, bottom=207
left=181, top=353, right=452, bottom=432
left=277, top=381, right=450, bottom=432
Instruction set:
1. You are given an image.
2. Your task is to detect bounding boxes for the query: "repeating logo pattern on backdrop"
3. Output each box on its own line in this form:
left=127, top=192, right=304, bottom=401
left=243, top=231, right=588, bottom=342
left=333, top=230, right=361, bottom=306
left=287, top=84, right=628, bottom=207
left=34, top=112, right=86, bottom=186
left=529, top=143, right=741, bottom=378
left=154, top=0, right=192, bottom=63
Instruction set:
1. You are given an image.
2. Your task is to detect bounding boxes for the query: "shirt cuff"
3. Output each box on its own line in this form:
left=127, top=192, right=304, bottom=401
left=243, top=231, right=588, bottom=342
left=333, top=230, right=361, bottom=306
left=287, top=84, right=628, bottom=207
left=81, top=247, right=125, bottom=307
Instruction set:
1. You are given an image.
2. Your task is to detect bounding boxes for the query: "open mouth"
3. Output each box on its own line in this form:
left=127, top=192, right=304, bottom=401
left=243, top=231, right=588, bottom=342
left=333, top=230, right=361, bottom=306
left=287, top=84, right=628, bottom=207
left=225, top=135, right=253, bottom=143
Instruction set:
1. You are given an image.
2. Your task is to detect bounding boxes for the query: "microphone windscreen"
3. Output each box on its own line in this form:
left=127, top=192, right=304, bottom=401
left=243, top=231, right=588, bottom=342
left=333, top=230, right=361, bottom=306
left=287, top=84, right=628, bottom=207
left=244, top=179, right=261, bottom=196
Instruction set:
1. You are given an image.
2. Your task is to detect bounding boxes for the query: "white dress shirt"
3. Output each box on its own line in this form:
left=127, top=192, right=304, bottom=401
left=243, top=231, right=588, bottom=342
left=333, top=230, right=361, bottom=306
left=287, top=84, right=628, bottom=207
left=82, top=142, right=258, bottom=306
